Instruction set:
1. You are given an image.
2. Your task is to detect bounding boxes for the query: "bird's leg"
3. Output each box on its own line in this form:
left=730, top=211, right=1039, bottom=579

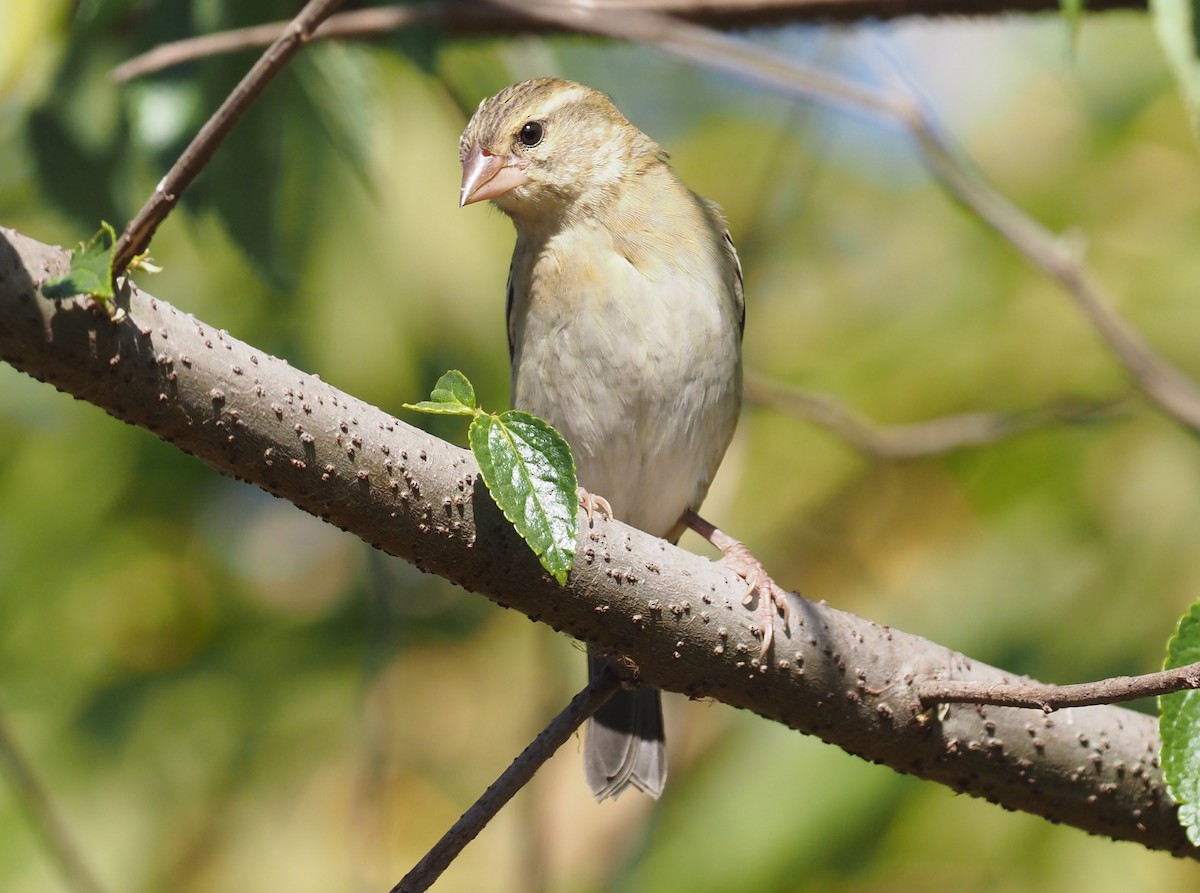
left=681, top=509, right=791, bottom=660
left=577, top=486, right=613, bottom=527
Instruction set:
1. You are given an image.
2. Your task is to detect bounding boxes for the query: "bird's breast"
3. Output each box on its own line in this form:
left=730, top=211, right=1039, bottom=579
left=508, top=221, right=741, bottom=539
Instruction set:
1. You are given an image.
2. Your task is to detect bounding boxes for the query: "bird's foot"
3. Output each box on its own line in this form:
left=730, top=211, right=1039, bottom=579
left=681, top=509, right=791, bottom=661
left=718, top=541, right=791, bottom=660
left=577, top=486, right=613, bottom=527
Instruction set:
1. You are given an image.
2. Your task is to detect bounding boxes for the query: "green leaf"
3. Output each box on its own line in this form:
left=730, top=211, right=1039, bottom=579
left=403, top=370, right=578, bottom=582
left=430, top=369, right=476, bottom=410
left=292, top=44, right=375, bottom=191
left=403, top=369, right=477, bottom=416
left=469, top=410, right=578, bottom=585
left=1152, top=0, right=1200, bottom=137
left=1159, top=600, right=1200, bottom=844
left=42, top=222, right=117, bottom=301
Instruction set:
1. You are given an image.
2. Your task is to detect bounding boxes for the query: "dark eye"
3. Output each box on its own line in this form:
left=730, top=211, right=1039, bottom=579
left=518, top=121, right=543, bottom=148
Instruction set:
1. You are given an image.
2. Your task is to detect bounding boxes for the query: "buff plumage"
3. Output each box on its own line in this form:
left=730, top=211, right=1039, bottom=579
left=460, top=77, right=744, bottom=800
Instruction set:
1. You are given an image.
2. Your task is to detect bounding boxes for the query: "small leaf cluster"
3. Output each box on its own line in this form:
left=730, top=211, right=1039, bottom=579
left=41, top=221, right=159, bottom=318
left=42, top=222, right=118, bottom=304
left=405, top=370, right=578, bottom=585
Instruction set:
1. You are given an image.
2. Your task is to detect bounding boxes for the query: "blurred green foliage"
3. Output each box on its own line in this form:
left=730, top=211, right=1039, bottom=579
left=2, top=1, right=1200, bottom=891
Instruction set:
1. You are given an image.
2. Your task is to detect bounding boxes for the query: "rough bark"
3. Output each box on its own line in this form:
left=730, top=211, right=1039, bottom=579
left=0, top=226, right=1187, bottom=856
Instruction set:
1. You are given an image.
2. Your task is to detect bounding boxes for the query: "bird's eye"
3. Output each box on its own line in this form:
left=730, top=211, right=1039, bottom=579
left=518, top=121, right=544, bottom=148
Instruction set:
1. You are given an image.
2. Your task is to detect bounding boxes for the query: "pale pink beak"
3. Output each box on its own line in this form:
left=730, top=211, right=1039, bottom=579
left=460, top=144, right=529, bottom=207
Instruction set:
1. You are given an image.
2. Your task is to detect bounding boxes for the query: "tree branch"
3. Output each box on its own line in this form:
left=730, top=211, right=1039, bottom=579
left=919, top=662, right=1200, bottom=712
left=111, top=5, right=438, bottom=83
left=0, top=227, right=1188, bottom=855
left=0, top=709, right=107, bottom=893
left=745, top=373, right=1128, bottom=459
left=110, top=0, right=1147, bottom=82
left=392, top=667, right=621, bottom=893
left=111, top=0, right=348, bottom=277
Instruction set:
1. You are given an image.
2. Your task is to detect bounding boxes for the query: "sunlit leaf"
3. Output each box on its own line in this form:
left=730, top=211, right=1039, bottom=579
left=41, top=221, right=117, bottom=301
left=1159, top=600, right=1200, bottom=844
left=403, top=369, right=477, bottom=416
left=469, top=410, right=577, bottom=585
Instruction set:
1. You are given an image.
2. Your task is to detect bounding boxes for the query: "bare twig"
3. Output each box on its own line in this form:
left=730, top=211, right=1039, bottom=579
left=110, top=0, right=348, bottom=277
left=112, top=6, right=439, bottom=83
left=904, top=119, right=1200, bottom=435
left=111, top=0, right=1148, bottom=81
left=391, top=667, right=622, bottom=893
left=0, top=710, right=107, bottom=893
left=746, top=373, right=1129, bottom=459
left=918, top=661, right=1200, bottom=712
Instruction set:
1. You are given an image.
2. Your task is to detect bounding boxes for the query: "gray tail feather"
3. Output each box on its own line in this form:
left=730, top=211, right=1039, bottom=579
left=584, top=651, right=667, bottom=800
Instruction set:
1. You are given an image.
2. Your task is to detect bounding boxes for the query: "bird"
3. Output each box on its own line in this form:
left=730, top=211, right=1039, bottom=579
left=458, top=77, right=787, bottom=801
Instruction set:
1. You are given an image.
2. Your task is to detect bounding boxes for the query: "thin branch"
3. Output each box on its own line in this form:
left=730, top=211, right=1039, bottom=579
left=0, top=710, right=107, bottom=893
left=918, top=661, right=1200, bottom=711
left=745, top=373, right=1129, bottom=459
left=110, top=0, right=347, bottom=276
left=111, top=0, right=1148, bottom=81
left=904, top=116, right=1200, bottom=435
left=112, top=6, right=440, bottom=83
left=391, top=667, right=622, bottom=893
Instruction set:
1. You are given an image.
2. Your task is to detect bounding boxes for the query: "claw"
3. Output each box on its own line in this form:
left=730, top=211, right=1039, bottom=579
left=680, top=510, right=791, bottom=662
left=759, top=615, right=774, bottom=660
left=577, top=486, right=613, bottom=527
left=723, top=543, right=789, bottom=660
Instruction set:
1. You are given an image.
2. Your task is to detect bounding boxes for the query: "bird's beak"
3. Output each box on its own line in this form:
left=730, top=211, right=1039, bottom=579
left=460, top=144, right=529, bottom=207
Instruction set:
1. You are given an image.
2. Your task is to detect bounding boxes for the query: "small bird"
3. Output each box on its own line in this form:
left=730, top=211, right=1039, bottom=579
left=459, top=77, right=786, bottom=801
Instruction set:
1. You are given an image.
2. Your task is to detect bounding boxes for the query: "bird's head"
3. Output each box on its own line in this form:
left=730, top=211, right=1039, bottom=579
left=458, top=77, right=661, bottom=222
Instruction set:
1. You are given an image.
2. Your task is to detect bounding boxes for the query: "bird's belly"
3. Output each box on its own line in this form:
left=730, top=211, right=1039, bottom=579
left=511, top=303, right=738, bottom=539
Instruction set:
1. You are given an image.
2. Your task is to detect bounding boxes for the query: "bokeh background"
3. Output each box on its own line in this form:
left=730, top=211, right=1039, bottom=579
left=3, top=1, right=1200, bottom=890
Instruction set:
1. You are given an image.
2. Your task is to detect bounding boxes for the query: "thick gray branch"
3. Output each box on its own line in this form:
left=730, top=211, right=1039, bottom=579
left=0, top=226, right=1186, bottom=855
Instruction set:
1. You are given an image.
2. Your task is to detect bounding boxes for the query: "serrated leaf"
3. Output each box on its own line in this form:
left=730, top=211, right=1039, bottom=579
left=1159, top=600, right=1200, bottom=844
left=1153, top=0, right=1200, bottom=138
left=42, top=222, right=117, bottom=300
left=469, top=411, right=577, bottom=585
left=430, top=369, right=476, bottom=410
left=403, top=370, right=477, bottom=416
left=1168, top=696, right=1200, bottom=844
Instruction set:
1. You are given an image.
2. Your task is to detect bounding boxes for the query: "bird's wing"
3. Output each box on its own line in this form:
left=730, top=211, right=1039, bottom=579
left=505, top=254, right=517, bottom=361
left=723, top=226, right=746, bottom=338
